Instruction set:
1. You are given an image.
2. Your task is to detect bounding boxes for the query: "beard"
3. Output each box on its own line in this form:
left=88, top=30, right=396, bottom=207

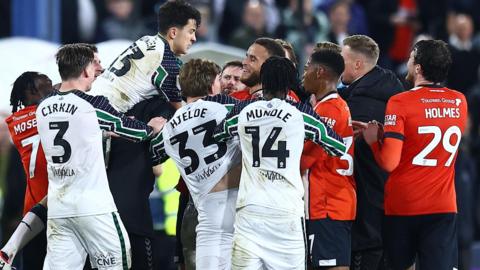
left=405, top=71, right=414, bottom=85
left=240, top=71, right=260, bottom=88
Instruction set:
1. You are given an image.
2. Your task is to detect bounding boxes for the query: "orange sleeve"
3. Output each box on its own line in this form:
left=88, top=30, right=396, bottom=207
left=369, top=137, right=403, bottom=172
left=369, top=95, right=406, bottom=172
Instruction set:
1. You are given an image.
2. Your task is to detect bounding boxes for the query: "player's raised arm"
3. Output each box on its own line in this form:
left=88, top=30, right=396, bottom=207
left=82, top=93, right=156, bottom=142
left=294, top=101, right=346, bottom=156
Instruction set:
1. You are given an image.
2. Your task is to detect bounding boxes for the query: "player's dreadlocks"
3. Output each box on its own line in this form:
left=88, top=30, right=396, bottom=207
left=260, top=56, right=297, bottom=99
left=10, top=72, right=41, bottom=113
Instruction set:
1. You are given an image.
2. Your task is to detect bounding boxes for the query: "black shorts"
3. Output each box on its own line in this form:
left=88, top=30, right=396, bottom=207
left=307, top=218, right=352, bottom=268
left=384, top=213, right=458, bottom=270
left=128, top=233, right=154, bottom=270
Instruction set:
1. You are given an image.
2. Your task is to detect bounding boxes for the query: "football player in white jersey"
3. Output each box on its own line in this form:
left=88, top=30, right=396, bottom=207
left=90, top=0, right=201, bottom=112
left=35, top=44, right=165, bottom=270
left=214, top=56, right=347, bottom=270
left=150, top=59, right=241, bottom=269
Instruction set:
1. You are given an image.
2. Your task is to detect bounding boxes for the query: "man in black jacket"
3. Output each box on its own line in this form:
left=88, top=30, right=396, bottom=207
left=338, top=35, right=404, bottom=270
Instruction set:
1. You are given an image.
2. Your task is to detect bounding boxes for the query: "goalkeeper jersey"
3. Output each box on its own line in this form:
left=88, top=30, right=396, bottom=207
left=214, top=98, right=346, bottom=216
left=151, top=95, right=241, bottom=206
left=91, top=34, right=181, bottom=112
left=36, top=90, right=153, bottom=218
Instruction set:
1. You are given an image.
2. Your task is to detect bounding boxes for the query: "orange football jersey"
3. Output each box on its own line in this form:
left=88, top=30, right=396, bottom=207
left=382, top=86, right=468, bottom=215
left=301, top=93, right=356, bottom=220
left=5, top=105, right=48, bottom=214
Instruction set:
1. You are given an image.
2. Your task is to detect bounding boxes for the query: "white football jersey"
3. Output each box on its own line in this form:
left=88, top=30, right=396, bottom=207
left=215, top=98, right=346, bottom=216
left=91, top=34, right=181, bottom=112
left=151, top=95, right=241, bottom=205
left=36, top=90, right=153, bottom=218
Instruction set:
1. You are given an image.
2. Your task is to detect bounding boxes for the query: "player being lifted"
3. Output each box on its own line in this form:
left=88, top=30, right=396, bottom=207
left=150, top=59, right=241, bottom=269
left=214, top=56, right=346, bottom=270
left=362, top=40, right=467, bottom=270
left=91, top=0, right=201, bottom=112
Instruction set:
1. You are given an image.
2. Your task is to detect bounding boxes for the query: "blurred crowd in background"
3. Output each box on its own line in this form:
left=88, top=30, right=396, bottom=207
left=0, top=0, right=480, bottom=268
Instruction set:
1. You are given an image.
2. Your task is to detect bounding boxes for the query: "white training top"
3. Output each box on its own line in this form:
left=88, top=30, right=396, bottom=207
left=214, top=98, right=347, bottom=216
left=151, top=96, right=241, bottom=206
left=91, top=34, right=182, bottom=113
left=36, top=90, right=153, bottom=218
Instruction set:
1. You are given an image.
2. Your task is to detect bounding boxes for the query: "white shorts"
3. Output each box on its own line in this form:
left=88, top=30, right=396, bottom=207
left=196, top=188, right=238, bottom=270
left=43, top=212, right=131, bottom=270
left=232, top=207, right=306, bottom=270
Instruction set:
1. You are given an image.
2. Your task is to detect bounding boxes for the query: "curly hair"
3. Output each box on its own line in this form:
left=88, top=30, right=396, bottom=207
left=158, top=0, right=201, bottom=34
left=260, top=56, right=297, bottom=98
left=413, top=40, right=452, bottom=83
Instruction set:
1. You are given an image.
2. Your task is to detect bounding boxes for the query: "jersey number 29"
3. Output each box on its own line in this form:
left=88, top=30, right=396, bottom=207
left=412, top=125, right=461, bottom=167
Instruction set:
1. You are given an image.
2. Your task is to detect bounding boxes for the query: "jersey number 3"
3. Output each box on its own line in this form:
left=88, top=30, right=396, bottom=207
left=412, top=125, right=461, bottom=167
left=49, top=121, right=72, bottom=164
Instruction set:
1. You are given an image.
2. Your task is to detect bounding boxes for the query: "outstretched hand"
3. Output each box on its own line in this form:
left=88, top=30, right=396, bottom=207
left=351, top=120, right=368, bottom=140
left=362, top=120, right=384, bottom=145
left=148, top=117, right=168, bottom=135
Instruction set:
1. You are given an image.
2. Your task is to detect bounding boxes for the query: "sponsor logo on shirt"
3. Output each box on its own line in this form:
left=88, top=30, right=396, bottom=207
left=384, top=114, right=397, bottom=126
left=93, top=252, right=120, bottom=268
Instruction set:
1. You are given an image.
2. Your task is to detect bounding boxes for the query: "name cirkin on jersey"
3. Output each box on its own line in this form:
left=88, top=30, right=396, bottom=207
left=41, top=103, right=78, bottom=116
left=246, top=108, right=292, bottom=123
left=170, top=108, right=207, bottom=129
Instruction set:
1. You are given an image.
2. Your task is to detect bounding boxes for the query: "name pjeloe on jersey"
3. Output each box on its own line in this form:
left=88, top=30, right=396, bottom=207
left=151, top=97, right=241, bottom=205
left=170, top=107, right=207, bottom=128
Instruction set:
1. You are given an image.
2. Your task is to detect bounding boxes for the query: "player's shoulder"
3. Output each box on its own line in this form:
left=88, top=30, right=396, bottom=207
left=203, top=94, right=239, bottom=106
left=135, top=34, right=166, bottom=53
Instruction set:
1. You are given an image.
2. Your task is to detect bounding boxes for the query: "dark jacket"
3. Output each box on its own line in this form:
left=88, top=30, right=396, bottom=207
left=339, top=65, right=404, bottom=250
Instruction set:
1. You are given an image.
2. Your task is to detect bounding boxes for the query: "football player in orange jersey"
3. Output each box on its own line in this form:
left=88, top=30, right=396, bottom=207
left=302, top=45, right=356, bottom=270
left=363, top=40, right=467, bottom=270
left=2, top=72, right=53, bottom=270
left=231, top=37, right=300, bottom=102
